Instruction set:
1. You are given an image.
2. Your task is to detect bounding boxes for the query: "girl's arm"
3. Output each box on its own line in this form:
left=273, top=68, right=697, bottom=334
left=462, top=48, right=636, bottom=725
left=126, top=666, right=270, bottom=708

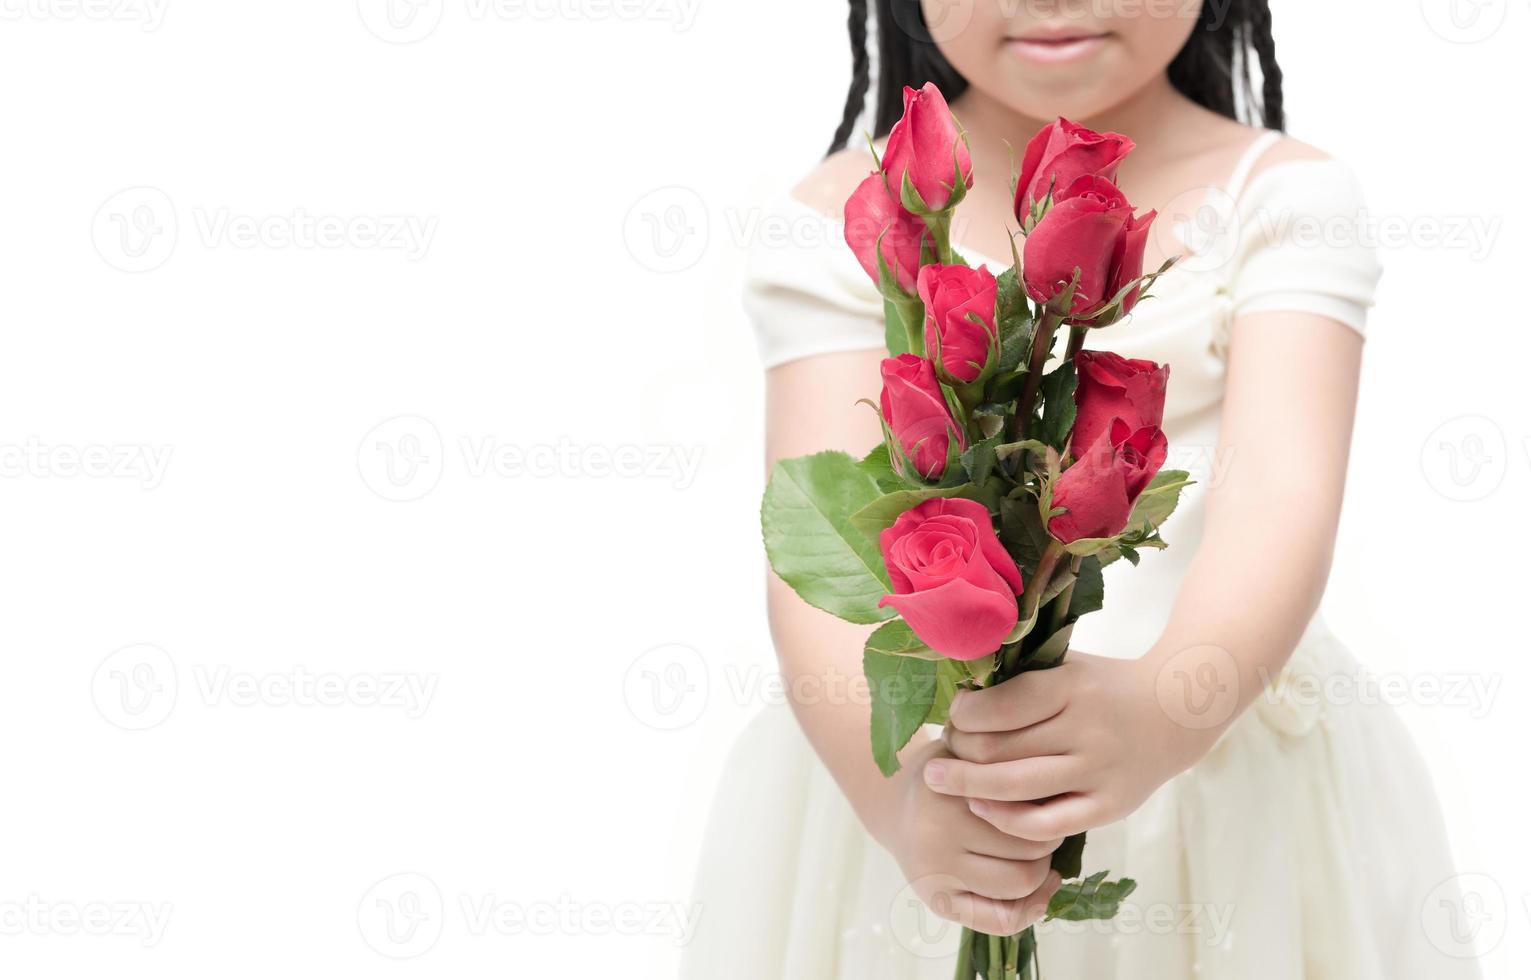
left=926, top=312, right=1363, bottom=841
left=766, top=349, right=1063, bottom=935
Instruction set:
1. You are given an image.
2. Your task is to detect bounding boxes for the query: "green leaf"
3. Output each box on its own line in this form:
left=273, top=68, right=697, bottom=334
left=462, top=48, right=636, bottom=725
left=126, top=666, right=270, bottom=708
left=864, top=650, right=939, bottom=776
left=926, top=657, right=973, bottom=726
left=1050, top=832, right=1087, bottom=879
left=762, top=452, right=894, bottom=625
left=849, top=484, right=997, bottom=541
left=1036, top=362, right=1077, bottom=451
left=1128, top=469, right=1192, bottom=532
left=864, top=618, right=940, bottom=661
left=1066, top=556, right=1105, bottom=620
left=999, top=494, right=1050, bottom=576
left=859, top=443, right=907, bottom=493
left=960, top=434, right=1004, bottom=486
left=1024, top=622, right=1073, bottom=671
left=992, top=267, right=1035, bottom=380
left=1046, top=872, right=1138, bottom=922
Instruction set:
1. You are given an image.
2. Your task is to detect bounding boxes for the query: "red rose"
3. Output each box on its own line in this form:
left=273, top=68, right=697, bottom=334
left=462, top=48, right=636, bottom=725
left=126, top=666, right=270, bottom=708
left=1014, top=117, right=1134, bottom=222
left=878, top=497, right=1024, bottom=660
left=845, top=172, right=930, bottom=295
left=881, top=82, right=973, bottom=213
left=1070, top=350, right=1169, bottom=459
left=917, top=264, right=997, bottom=384
left=879, top=354, right=964, bottom=480
left=1023, top=175, right=1156, bottom=321
left=1048, top=419, right=1168, bottom=544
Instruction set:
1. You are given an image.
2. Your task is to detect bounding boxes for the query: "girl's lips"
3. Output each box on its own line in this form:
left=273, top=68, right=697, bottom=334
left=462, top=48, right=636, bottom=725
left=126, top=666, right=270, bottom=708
left=1005, top=33, right=1110, bottom=66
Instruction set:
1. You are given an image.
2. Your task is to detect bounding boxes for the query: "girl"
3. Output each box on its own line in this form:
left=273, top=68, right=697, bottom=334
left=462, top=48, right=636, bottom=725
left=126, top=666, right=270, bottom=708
left=686, top=3, right=1477, bottom=977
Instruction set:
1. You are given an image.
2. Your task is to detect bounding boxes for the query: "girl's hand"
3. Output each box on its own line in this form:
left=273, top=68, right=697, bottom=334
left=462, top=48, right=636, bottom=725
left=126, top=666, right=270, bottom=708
left=881, top=737, right=1064, bottom=935
left=929, top=653, right=1220, bottom=840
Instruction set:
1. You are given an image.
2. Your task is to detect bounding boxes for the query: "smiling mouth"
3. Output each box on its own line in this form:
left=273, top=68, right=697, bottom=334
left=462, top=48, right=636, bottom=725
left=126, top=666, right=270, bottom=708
left=1005, top=32, right=1111, bottom=65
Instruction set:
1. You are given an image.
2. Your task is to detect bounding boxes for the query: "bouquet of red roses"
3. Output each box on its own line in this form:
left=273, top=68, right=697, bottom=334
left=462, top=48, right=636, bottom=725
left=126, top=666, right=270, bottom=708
left=760, top=83, right=1190, bottom=979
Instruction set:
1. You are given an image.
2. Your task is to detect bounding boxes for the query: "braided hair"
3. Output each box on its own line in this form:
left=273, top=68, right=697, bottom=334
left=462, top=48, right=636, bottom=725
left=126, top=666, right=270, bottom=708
left=828, top=0, right=1285, bottom=156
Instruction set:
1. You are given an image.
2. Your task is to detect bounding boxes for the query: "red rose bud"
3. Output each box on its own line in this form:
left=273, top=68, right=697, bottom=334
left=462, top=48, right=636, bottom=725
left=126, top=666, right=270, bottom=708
left=1048, top=418, right=1168, bottom=544
left=845, top=172, right=930, bottom=296
left=879, top=354, right=965, bottom=481
left=1071, top=350, right=1169, bottom=460
left=878, top=497, right=1024, bottom=660
left=1014, top=117, right=1134, bottom=227
left=1023, top=175, right=1157, bottom=322
left=881, top=82, right=973, bottom=213
left=917, top=264, right=998, bottom=384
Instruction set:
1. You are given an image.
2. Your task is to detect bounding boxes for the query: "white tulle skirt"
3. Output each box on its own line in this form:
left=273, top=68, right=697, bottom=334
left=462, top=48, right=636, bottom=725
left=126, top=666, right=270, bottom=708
left=681, top=621, right=1481, bottom=979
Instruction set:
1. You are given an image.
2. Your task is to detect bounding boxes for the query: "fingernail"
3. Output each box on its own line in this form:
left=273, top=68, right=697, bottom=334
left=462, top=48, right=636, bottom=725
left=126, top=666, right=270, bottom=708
left=968, top=799, right=989, bottom=817
left=924, top=761, right=946, bottom=789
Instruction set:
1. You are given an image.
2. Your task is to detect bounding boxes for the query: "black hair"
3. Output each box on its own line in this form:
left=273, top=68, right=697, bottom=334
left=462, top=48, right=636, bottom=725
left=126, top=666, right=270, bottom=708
left=829, top=0, right=1284, bottom=156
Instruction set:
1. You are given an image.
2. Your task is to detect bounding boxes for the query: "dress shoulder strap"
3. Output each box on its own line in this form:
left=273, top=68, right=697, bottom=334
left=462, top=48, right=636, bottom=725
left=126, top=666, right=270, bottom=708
left=1224, top=130, right=1284, bottom=201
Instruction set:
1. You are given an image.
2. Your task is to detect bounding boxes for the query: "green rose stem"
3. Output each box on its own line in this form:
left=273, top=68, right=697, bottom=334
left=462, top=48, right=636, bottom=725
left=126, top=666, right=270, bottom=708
left=1020, top=539, right=1067, bottom=629
left=988, top=933, right=1002, bottom=980
left=1046, top=555, right=1084, bottom=637
left=1064, top=322, right=1088, bottom=362
left=1010, top=308, right=1064, bottom=443
left=954, top=933, right=973, bottom=978
left=923, top=209, right=955, bottom=266
left=890, top=294, right=926, bottom=357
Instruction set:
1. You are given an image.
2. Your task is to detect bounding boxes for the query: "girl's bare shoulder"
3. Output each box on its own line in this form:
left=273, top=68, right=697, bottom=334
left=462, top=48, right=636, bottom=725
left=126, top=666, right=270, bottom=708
left=789, top=148, right=880, bottom=220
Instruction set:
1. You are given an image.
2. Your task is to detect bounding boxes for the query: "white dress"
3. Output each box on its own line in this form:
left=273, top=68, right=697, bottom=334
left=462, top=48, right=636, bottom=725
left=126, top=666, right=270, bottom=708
left=684, top=135, right=1481, bottom=979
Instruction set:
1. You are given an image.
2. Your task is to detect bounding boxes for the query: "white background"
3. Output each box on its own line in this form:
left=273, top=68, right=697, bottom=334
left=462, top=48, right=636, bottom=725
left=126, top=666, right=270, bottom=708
left=0, top=1, right=1526, bottom=977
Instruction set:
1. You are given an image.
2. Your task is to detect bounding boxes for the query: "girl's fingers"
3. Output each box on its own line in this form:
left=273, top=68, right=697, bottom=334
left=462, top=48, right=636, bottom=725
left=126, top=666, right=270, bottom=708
left=938, top=874, right=1062, bottom=935
left=966, top=793, right=1100, bottom=842
left=964, top=820, right=1065, bottom=861
left=956, top=854, right=1054, bottom=902
left=945, top=717, right=1071, bottom=765
left=947, top=668, right=1069, bottom=734
left=924, top=754, right=1080, bottom=802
